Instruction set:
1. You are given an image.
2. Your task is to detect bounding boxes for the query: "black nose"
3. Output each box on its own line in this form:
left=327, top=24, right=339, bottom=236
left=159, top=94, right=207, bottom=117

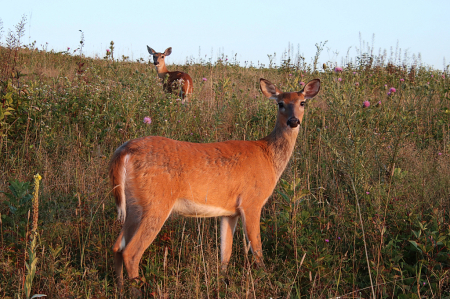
left=287, top=117, right=300, bottom=128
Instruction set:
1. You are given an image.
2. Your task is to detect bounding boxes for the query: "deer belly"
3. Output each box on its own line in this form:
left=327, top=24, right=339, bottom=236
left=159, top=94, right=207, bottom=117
left=173, top=199, right=236, bottom=218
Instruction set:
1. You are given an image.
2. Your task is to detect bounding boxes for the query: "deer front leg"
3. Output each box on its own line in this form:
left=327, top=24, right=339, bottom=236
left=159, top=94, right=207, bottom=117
left=220, top=215, right=239, bottom=272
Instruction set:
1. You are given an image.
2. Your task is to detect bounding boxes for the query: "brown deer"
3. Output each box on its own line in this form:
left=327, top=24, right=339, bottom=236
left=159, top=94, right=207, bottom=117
left=110, top=78, right=321, bottom=292
left=147, top=46, right=193, bottom=100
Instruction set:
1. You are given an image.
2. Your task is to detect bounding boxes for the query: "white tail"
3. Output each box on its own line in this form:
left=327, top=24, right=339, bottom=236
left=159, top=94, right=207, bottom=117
left=110, top=78, right=321, bottom=291
left=147, top=46, right=193, bottom=99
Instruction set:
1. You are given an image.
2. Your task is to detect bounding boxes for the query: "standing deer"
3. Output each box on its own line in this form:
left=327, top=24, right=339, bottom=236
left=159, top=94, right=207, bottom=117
left=147, top=46, right=193, bottom=100
left=110, top=78, right=321, bottom=292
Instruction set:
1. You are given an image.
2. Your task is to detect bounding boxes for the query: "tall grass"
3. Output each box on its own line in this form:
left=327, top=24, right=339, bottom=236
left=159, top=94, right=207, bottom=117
left=0, top=30, right=449, bottom=297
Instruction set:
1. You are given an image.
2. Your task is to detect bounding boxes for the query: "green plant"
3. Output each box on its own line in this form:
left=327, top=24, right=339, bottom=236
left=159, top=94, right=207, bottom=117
left=1, top=178, right=32, bottom=240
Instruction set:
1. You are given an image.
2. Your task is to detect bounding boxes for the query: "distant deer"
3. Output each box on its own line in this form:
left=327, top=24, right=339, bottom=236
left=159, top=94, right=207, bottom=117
left=147, top=46, right=193, bottom=100
left=110, top=78, right=321, bottom=292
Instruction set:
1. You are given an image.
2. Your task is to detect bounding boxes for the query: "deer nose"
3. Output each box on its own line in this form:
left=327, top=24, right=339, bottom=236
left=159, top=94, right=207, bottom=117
left=287, top=117, right=300, bottom=128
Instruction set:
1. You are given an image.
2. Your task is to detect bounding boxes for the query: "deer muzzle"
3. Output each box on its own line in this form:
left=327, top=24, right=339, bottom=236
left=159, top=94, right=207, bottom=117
left=287, top=117, right=300, bottom=128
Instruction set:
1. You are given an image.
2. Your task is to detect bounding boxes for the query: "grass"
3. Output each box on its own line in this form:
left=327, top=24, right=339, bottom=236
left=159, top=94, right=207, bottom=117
left=0, top=29, right=449, bottom=298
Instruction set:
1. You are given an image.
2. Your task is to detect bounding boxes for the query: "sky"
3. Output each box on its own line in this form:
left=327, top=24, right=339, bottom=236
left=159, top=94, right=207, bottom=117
left=1, top=0, right=449, bottom=70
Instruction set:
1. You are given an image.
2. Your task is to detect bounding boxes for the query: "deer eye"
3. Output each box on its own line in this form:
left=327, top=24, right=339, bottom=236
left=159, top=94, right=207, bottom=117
left=278, top=102, right=284, bottom=109
left=300, top=101, right=306, bottom=107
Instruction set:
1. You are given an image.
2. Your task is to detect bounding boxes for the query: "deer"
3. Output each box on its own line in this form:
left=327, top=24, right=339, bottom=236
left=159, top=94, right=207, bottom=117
left=147, top=46, right=193, bottom=100
left=109, top=78, right=321, bottom=292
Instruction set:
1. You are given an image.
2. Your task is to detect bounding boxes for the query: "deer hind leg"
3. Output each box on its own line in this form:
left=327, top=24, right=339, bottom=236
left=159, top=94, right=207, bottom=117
left=121, top=202, right=175, bottom=282
left=240, top=207, right=265, bottom=268
left=220, top=215, right=239, bottom=272
left=112, top=201, right=143, bottom=290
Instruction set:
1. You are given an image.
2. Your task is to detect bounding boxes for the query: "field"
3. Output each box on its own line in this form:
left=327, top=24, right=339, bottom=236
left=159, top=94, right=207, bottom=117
left=1, top=30, right=450, bottom=298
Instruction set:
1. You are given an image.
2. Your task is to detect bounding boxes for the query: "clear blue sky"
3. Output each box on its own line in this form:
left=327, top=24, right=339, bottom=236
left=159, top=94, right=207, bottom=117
left=2, top=0, right=449, bottom=70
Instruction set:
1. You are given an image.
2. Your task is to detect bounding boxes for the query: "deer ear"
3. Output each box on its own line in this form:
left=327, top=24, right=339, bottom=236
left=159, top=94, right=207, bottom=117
left=302, top=79, right=321, bottom=99
left=147, top=46, right=156, bottom=55
left=260, top=78, right=282, bottom=100
left=164, top=47, right=172, bottom=56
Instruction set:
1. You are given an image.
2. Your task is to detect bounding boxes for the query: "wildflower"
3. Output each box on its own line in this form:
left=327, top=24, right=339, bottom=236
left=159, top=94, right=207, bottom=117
left=389, top=87, right=396, bottom=93
left=387, top=92, right=391, bottom=96
left=353, top=72, right=356, bottom=75
left=299, top=81, right=305, bottom=86
left=334, top=67, right=343, bottom=72
left=384, top=84, right=388, bottom=88
left=442, top=75, right=446, bottom=79
left=366, top=192, right=370, bottom=195
left=338, top=78, right=342, bottom=82
left=400, top=78, right=405, bottom=82
left=431, top=75, right=434, bottom=78
left=143, top=116, right=151, bottom=124
left=67, top=47, right=70, bottom=51
left=427, top=82, right=430, bottom=84
left=325, top=239, right=329, bottom=243
left=106, top=49, right=110, bottom=52
left=202, top=78, right=207, bottom=82
left=289, top=74, right=292, bottom=76
left=355, top=82, right=359, bottom=86
left=363, top=101, right=370, bottom=108
left=338, top=237, right=341, bottom=240
left=378, top=101, right=381, bottom=105
left=438, top=153, right=442, bottom=156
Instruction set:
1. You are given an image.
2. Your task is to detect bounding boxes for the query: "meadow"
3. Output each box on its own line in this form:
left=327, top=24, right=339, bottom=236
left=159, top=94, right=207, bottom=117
left=1, top=25, right=449, bottom=298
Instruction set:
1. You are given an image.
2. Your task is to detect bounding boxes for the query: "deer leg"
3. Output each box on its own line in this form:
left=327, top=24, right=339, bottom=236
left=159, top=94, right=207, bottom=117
left=240, top=207, right=265, bottom=268
left=220, top=215, right=239, bottom=272
left=112, top=231, right=125, bottom=291
left=121, top=205, right=174, bottom=282
left=113, top=209, right=141, bottom=292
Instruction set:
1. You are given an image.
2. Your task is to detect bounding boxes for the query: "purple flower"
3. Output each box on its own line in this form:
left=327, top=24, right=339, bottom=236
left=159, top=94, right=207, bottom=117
left=325, top=239, right=329, bottom=243
left=366, top=192, right=370, bottom=195
left=106, top=49, right=110, bottom=52
left=353, top=72, right=356, bottom=75
left=67, top=47, right=70, bottom=51
left=431, top=75, right=434, bottom=78
left=289, top=73, right=292, bottom=76
left=143, top=116, right=151, bottom=124
left=202, top=77, right=207, bottom=82
left=400, top=78, right=405, bottom=82
left=338, top=78, right=342, bottom=82
left=427, top=82, right=430, bottom=84
left=443, top=75, right=446, bottom=79
left=389, top=87, right=396, bottom=93
left=438, top=152, right=442, bottom=156
left=299, top=81, right=305, bottom=86
left=338, top=237, right=341, bottom=240
left=378, top=101, right=382, bottom=105
left=363, top=101, right=370, bottom=108
left=334, top=67, right=343, bottom=72
left=387, top=92, right=391, bottom=96
left=355, top=82, right=359, bottom=86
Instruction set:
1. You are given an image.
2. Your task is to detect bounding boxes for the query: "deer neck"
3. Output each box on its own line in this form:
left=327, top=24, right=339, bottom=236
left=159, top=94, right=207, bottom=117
left=262, top=123, right=299, bottom=180
left=155, top=64, right=170, bottom=80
